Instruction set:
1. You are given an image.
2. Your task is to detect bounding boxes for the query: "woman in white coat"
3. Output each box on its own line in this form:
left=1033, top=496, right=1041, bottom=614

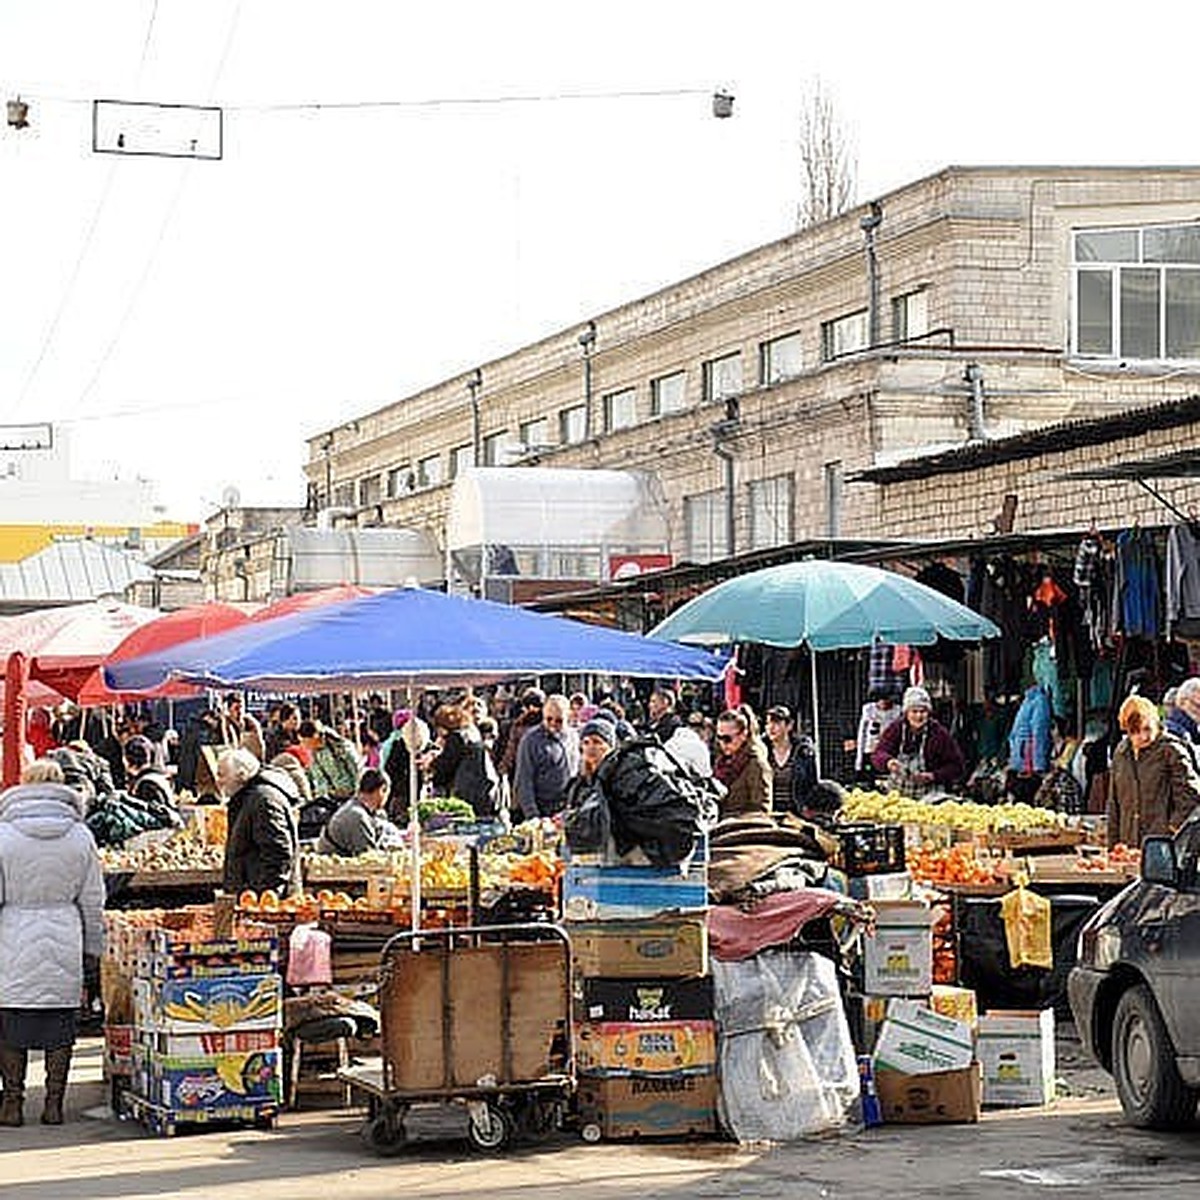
left=0, top=760, right=105, bottom=1127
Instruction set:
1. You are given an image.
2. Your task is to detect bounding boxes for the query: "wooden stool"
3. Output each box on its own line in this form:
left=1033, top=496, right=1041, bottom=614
left=288, top=1035, right=352, bottom=1109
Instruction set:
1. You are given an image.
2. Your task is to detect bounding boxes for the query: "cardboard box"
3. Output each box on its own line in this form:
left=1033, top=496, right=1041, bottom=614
left=577, top=976, right=714, bottom=1024
left=103, top=1024, right=134, bottom=1079
left=135, top=1029, right=279, bottom=1057
left=576, top=1072, right=718, bottom=1138
left=575, top=1020, right=716, bottom=1075
left=873, top=999, right=974, bottom=1076
left=134, top=974, right=282, bottom=1033
left=863, top=901, right=934, bottom=995
left=569, top=919, right=708, bottom=979
left=562, top=862, right=708, bottom=922
left=875, top=1064, right=982, bottom=1124
left=848, top=872, right=913, bottom=902
left=977, top=1009, right=1056, bottom=1107
left=131, top=1046, right=281, bottom=1110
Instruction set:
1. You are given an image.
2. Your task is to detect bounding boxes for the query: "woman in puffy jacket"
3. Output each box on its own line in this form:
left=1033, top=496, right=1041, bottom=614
left=0, top=760, right=105, bottom=1127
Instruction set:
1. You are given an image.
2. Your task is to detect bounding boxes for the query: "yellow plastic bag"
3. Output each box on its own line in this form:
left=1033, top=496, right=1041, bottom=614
left=999, top=883, right=1052, bottom=970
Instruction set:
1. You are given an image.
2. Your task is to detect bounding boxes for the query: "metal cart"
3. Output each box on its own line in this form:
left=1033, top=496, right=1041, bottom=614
left=340, top=922, right=572, bottom=1154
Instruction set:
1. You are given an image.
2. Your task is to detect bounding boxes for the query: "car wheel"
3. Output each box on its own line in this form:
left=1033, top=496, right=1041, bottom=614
left=1112, top=983, right=1199, bottom=1129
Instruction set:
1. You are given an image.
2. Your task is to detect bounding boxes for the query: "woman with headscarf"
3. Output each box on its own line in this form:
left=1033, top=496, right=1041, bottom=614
left=0, top=760, right=105, bottom=1126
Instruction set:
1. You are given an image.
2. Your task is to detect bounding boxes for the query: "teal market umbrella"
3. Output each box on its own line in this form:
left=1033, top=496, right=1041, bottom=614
left=648, top=559, right=1000, bottom=773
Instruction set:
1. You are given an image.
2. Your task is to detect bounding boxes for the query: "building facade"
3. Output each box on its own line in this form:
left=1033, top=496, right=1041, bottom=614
left=304, top=166, right=1200, bottom=570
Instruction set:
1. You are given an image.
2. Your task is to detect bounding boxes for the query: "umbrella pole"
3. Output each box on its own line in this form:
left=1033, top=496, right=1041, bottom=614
left=407, top=684, right=422, bottom=936
left=809, top=647, right=822, bottom=778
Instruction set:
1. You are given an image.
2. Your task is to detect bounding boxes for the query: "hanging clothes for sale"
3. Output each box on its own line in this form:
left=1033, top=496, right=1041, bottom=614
left=1007, top=685, right=1053, bottom=775
left=868, top=640, right=908, bottom=698
left=1074, top=532, right=1116, bottom=653
left=968, top=555, right=1027, bottom=700
left=1165, top=519, right=1200, bottom=638
left=1114, top=525, right=1160, bottom=638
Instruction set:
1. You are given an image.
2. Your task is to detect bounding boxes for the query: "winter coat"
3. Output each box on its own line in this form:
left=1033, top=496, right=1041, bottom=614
left=872, top=717, right=966, bottom=787
left=663, top=726, right=713, bottom=778
left=431, top=727, right=499, bottom=816
left=1107, top=733, right=1200, bottom=847
left=513, top=725, right=572, bottom=819
left=316, top=797, right=403, bottom=856
left=307, top=728, right=362, bottom=801
left=717, top=741, right=773, bottom=818
left=0, top=782, right=105, bottom=1009
left=223, top=767, right=302, bottom=896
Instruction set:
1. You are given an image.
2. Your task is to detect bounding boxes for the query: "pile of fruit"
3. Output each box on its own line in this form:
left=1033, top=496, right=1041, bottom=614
left=908, top=843, right=1007, bottom=888
left=1074, top=843, right=1141, bottom=873
left=843, top=788, right=1068, bottom=835
left=479, top=848, right=562, bottom=894
left=99, top=827, right=224, bottom=874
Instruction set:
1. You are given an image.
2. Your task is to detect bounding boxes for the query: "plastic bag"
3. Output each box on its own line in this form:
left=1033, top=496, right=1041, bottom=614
left=287, top=923, right=333, bottom=986
left=999, top=884, right=1052, bottom=970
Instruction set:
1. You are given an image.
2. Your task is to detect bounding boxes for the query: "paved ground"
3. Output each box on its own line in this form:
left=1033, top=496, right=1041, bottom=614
left=1, top=1030, right=1198, bottom=1198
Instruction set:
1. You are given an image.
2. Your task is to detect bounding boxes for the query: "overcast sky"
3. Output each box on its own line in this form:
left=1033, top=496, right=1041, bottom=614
left=1, top=1, right=1196, bottom=518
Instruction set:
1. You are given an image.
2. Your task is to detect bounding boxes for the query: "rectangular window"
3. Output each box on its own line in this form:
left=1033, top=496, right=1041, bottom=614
left=1072, top=224, right=1200, bottom=360
left=358, top=474, right=382, bottom=507
left=651, top=370, right=687, bottom=416
left=892, top=290, right=929, bottom=343
left=519, top=417, right=550, bottom=450
left=702, top=352, right=742, bottom=403
left=759, top=333, right=803, bottom=386
left=387, top=464, right=414, bottom=497
left=416, top=454, right=442, bottom=488
left=333, top=482, right=355, bottom=508
left=684, top=489, right=729, bottom=564
left=603, top=387, right=637, bottom=432
left=824, top=460, right=844, bottom=539
left=482, top=430, right=515, bottom=466
left=821, top=310, right=869, bottom=361
left=449, top=444, right=474, bottom=479
left=748, top=474, right=793, bottom=551
left=559, top=404, right=587, bottom=444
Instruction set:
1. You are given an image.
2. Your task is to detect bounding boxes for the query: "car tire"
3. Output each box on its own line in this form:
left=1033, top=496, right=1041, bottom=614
left=1112, top=983, right=1199, bottom=1129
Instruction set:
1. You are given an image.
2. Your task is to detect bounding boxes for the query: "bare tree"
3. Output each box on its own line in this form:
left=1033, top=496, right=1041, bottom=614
left=797, top=83, right=857, bottom=228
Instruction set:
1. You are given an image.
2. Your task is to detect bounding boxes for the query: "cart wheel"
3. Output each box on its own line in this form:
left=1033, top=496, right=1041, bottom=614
left=466, top=1103, right=514, bottom=1152
left=361, top=1111, right=408, bottom=1156
left=580, top=1122, right=603, bottom=1144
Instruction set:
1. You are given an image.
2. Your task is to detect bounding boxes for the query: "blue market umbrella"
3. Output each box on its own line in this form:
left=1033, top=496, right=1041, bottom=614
left=106, top=585, right=727, bottom=692
left=648, top=559, right=998, bottom=772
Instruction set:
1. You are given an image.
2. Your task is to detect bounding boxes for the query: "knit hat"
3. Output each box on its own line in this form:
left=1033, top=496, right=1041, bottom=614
left=579, top=718, right=617, bottom=748
left=124, top=735, right=156, bottom=769
left=902, top=685, right=932, bottom=712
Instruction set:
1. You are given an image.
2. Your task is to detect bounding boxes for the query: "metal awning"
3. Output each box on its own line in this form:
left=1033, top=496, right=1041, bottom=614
left=1061, top=449, right=1200, bottom=481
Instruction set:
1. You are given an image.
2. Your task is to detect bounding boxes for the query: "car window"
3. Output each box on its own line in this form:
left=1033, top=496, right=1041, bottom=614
left=1176, top=817, right=1200, bottom=887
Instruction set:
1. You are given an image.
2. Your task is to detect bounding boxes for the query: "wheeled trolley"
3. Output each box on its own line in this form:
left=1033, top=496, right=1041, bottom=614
left=341, top=922, right=572, bottom=1154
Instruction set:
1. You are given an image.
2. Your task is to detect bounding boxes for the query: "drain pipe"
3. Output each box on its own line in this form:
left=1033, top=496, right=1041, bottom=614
left=713, top=443, right=736, bottom=557
left=860, top=201, right=883, bottom=347
left=964, top=362, right=987, bottom=441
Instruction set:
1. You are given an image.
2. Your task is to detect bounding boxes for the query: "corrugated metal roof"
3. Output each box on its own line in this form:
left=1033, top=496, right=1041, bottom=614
left=849, top=393, right=1200, bottom=485
left=0, top=539, right=156, bottom=604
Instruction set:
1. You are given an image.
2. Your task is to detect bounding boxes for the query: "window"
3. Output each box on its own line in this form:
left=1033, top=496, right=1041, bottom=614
left=759, top=333, right=803, bottom=385
left=559, top=404, right=588, bottom=444
left=703, top=353, right=742, bottom=403
left=1072, top=224, right=1200, bottom=359
left=358, top=474, right=382, bottom=507
left=333, top=482, right=355, bottom=508
left=519, top=417, right=550, bottom=450
left=603, top=387, right=637, bottom=432
left=416, top=454, right=442, bottom=488
left=684, top=489, right=729, bottom=563
left=449, top=444, right=474, bottom=479
left=824, top=460, right=844, bottom=539
left=892, top=290, right=929, bottom=343
left=748, top=475, right=794, bottom=551
left=821, top=310, right=869, bottom=361
left=387, top=464, right=414, bottom=497
left=651, top=370, right=687, bottom=416
left=482, top=430, right=516, bottom=466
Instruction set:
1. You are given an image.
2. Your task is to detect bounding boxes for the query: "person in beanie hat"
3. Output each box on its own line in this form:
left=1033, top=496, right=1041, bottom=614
left=870, top=685, right=964, bottom=794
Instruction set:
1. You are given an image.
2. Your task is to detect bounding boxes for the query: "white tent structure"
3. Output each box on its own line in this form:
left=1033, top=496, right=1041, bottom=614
left=445, top=467, right=671, bottom=600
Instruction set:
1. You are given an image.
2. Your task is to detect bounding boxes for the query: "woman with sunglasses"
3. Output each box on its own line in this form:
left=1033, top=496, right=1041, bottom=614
left=712, top=708, right=772, bottom=817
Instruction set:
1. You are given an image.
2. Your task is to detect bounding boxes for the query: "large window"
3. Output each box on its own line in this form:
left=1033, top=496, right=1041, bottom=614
left=333, top=482, right=355, bottom=509
left=821, top=310, right=869, bottom=361
left=759, top=333, right=803, bottom=385
left=519, top=417, right=550, bottom=450
left=651, top=370, right=687, bottom=416
left=482, top=431, right=515, bottom=467
left=559, top=404, right=587, bottom=444
left=684, top=489, right=729, bottom=563
left=387, top=464, right=414, bottom=497
left=603, top=387, right=637, bottom=433
left=1073, top=224, right=1200, bottom=359
left=358, top=474, right=382, bottom=507
left=416, top=454, right=442, bottom=488
left=449, top=444, right=474, bottom=479
left=892, top=289, right=929, bottom=343
left=703, top=352, right=742, bottom=404
left=748, top=474, right=794, bottom=551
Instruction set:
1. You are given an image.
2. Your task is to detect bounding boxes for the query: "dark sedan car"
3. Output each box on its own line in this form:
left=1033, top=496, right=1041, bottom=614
left=1069, top=817, right=1200, bottom=1128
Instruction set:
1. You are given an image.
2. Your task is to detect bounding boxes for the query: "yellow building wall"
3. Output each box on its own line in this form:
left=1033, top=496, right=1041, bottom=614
left=0, top=522, right=197, bottom=562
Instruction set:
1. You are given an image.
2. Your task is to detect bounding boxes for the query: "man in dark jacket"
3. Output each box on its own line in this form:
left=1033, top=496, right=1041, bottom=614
left=513, top=694, right=571, bottom=819
left=218, top=748, right=301, bottom=896
left=499, top=688, right=545, bottom=781
left=178, top=709, right=224, bottom=798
